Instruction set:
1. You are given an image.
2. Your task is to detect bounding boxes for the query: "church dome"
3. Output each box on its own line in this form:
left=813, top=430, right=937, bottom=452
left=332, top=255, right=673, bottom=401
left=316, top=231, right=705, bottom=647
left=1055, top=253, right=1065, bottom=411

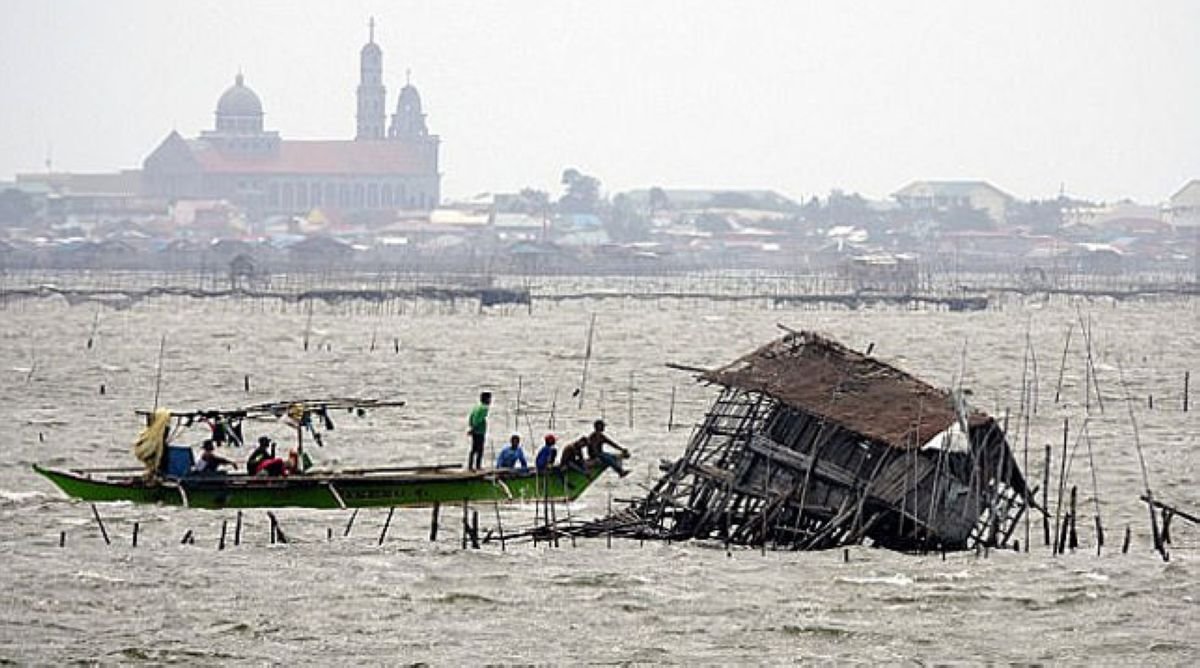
left=388, top=81, right=429, bottom=139
left=396, top=83, right=422, bottom=110
left=216, top=73, right=263, bottom=117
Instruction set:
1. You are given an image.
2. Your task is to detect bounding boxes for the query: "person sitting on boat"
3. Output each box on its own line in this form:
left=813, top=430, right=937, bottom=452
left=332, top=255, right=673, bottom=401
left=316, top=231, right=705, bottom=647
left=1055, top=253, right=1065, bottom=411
left=495, top=432, right=529, bottom=472
left=582, top=419, right=631, bottom=478
left=248, top=436, right=286, bottom=476
left=191, top=440, right=236, bottom=476
left=559, top=437, right=586, bottom=472
left=285, top=447, right=312, bottom=475
left=535, top=433, right=558, bottom=473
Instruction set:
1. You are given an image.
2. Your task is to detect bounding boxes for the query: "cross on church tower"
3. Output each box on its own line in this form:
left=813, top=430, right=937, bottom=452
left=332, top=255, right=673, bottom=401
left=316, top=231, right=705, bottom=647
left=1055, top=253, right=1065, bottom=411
left=356, top=15, right=386, bottom=139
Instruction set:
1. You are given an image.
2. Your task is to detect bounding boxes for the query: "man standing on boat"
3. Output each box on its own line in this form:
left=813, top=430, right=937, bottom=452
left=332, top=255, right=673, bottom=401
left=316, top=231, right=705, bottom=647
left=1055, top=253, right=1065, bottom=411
left=466, top=391, right=492, bottom=471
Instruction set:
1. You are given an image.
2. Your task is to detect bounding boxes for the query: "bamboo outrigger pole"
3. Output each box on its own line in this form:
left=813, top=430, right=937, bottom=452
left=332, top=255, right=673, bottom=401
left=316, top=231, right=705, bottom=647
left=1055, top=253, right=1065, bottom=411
left=578, top=313, right=597, bottom=410
left=1118, top=359, right=1168, bottom=562
left=152, top=334, right=166, bottom=412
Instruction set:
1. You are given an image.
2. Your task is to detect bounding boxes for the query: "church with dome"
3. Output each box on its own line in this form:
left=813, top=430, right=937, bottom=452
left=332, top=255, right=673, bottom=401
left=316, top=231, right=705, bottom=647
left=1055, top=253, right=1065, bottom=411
left=142, top=21, right=440, bottom=217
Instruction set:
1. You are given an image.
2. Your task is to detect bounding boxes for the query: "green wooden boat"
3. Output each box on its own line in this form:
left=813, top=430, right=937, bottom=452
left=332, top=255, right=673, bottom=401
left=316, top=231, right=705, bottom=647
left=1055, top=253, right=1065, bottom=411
left=33, top=463, right=608, bottom=510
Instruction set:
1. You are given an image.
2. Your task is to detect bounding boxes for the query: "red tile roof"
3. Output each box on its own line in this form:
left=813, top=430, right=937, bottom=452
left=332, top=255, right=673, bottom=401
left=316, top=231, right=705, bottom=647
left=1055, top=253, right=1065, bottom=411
left=188, top=140, right=431, bottom=176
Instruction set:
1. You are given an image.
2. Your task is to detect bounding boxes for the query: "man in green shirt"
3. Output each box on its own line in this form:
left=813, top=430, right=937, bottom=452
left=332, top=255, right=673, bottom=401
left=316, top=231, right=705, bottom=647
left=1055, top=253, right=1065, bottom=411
left=466, top=391, right=492, bottom=470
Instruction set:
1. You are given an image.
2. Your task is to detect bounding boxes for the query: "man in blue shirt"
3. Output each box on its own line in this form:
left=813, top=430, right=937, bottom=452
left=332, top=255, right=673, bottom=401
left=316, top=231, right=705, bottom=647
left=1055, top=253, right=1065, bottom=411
left=535, top=434, right=557, bottom=473
left=495, top=432, right=528, bottom=472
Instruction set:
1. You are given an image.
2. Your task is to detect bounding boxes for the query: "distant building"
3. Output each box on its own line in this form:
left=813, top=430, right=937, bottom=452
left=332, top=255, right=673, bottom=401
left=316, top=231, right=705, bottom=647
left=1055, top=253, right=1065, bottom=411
left=14, top=170, right=158, bottom=221
left=1166, top=179, right=1200, bottom=228
left=622, top=188, right=798, bottom=212
left=1060, top=200, right=1161, bottom=229
left=142, top=19, right=440, bottom=217
left=892, top=180, right=1014, bottom=226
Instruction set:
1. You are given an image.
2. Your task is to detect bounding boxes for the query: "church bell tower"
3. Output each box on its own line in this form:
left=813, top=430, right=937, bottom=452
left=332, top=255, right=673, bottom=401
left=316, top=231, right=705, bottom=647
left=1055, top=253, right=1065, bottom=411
left=355, top=17, right=387, bottom=140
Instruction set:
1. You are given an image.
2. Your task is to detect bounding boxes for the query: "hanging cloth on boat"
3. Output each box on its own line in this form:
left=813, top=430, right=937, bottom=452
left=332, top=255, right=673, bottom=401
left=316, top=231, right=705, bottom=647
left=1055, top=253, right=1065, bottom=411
left=133, top=408, right=171, bottom=473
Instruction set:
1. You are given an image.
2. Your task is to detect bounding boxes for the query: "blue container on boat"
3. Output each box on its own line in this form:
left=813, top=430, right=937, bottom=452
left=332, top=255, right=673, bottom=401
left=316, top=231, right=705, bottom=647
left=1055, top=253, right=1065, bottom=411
left=163, top=446, right=194, bottom=478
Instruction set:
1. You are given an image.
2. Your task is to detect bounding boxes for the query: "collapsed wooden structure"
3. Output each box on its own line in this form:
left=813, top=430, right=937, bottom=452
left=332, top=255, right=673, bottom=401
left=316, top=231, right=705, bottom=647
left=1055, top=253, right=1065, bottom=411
left=602, top=331, right=1031, bottom=551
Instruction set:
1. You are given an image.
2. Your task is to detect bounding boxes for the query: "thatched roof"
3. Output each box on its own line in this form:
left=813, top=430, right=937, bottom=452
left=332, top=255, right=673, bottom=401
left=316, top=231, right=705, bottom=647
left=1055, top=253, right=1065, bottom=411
left=701, top=331, right=986, bottom=450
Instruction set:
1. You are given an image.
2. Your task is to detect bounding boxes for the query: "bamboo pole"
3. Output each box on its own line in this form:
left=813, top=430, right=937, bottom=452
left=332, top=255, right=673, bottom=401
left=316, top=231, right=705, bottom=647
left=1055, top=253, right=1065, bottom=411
left=151, top=334, right=166, bottom=411
left=267, top=512, right=287, bottom=544
left=514, top=376, right=522, bottom=432
left=429, top=502, right=440, bottom=542
left=1118, top=359, right=1168, bottom=561
left=378, top=507, right=395, bottom=546
left=461, top=500, right=469, bottom=550
left=494, top=503, right=506, bottom=552
left=90, top=503, right=110, bottom=546
left=1083, top=426, right=1105, bottom=555
left=1068, top=486, right=1079, bottom=551
left=1185, top=371, right=1190, bottom=412
left=1052, top=418, right=1069, bottom=556
left=667, top=385, right=676, bottom=432
left=578, top=313, right=596, bottom=409
left=1053, top=324, right=1073, bottom=405
left=1042, top=444, right=1052, bottom=547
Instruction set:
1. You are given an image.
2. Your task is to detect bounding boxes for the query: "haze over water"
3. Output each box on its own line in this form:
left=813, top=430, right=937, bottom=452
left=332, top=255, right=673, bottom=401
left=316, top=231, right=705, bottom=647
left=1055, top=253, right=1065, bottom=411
left=2, top=1, right=1198, bottom=202
left=0, top=291, right=1196, bottom=663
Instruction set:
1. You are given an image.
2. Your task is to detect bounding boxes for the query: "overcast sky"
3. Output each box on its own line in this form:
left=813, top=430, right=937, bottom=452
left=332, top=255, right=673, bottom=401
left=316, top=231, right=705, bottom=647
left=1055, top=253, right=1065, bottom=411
left=1, top=1, right=1196, bottom=204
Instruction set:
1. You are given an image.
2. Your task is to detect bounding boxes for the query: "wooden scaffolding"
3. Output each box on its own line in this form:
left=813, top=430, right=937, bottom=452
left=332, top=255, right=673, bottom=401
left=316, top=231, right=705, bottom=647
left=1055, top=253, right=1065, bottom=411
left=621, top=331, right=1031, bottom=551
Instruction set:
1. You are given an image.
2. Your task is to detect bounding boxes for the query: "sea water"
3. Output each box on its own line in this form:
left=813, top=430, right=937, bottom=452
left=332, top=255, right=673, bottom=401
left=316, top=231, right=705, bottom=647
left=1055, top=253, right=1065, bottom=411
left=0, top=289, right=1196, bottom=663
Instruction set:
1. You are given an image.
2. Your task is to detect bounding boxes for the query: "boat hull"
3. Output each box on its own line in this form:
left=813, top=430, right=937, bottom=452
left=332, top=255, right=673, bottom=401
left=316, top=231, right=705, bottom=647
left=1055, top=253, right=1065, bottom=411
left=32, top=464, right=606, bottom=510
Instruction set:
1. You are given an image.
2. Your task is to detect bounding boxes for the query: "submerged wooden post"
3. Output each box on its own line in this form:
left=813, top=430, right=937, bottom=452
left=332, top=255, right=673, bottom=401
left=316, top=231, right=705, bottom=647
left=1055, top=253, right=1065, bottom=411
left=470, top=510, right=481, bottom=549
left=378, top=507, right=395, bottom=546
left=494, top=503, right=506, bottom=552
left=1068, top=486, right=1079, bottom=551
left=343, top=508, right=359, bottom=537
left=607, top=492, right=613, bottom=550
left=1052, top=419, right=1069, bottom=556
left=1042, top=445, right=1052, bottom=547
left=667, top=385, right=676, bottom=432
left=59, top=531, right=65, bottom=548
left=218, top=520, right=228, bottom=550
left=234, top=510, right=242, bottom=546
left=514, top=375, right=523, bottom=432
left=132, top=522, right=139, bottom=548
left=429, top=502, right=440, bottom=542
left=267, top=512, right=287, bottom=544
left=90, top=504, right=110, bottom=546
left=181, top=529, right=194, bottom=545
left=1185, top=371, right=1190, bottom=412
left=627, top=371, right=635, bottom=429
left=1122, top=525, right=1131, bottom=554
left=578, top=313, right=596, bottom=409
left=461, top=500, right=469, bottom=550
left=549, top=498, right=560, bottom=549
